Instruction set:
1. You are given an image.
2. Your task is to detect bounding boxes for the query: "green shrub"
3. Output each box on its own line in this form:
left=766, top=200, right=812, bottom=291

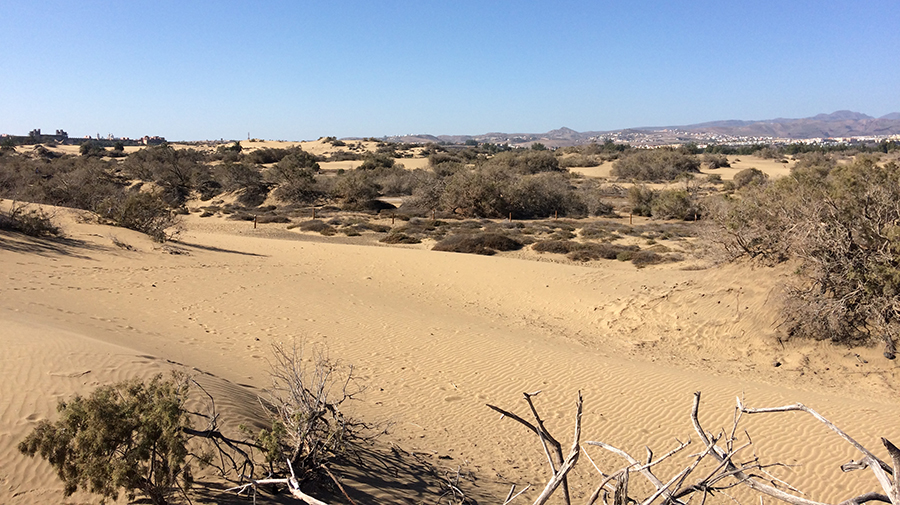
left=487, top=150, right=561, bottom=174
left=18, top=375, right=193, bottom=505
left=558, top=154, right=602, bottom=168
left=651, top=189, right=699, bottom=220
left=627, top=184, right=656, bottom=217
left=732, top=167, right=768, bottom=188
left=611, top=149, right=700, bottom=181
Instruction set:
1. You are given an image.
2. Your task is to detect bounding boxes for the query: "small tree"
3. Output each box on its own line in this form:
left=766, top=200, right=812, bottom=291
left=18, top=375, right=193, bottom=505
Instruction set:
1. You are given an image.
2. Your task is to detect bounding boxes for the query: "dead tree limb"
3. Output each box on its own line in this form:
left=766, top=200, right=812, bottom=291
left=227, top=460, right=331, bottom=505
left=532, top=392, right=583, bottom=505
left=736, top=398, right=893, bottom=475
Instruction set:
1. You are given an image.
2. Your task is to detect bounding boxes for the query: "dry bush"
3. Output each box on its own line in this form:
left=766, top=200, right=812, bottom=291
left=98, top=192, right=179, bottom=242
left=532, top=240, right=579, bottom=254
left=706, top=156, right=900, bottom=354
left=702, top=153, right=730, bottom=169
left=255, top=214, right=290, bottom=224
left=568, top=243, right=639, bottom=262
left=611, top=149, right=700, bottom=181
left=433, top=233, right=523, bottom=256
left=732, top=167, right=768, bottom=188
left=296, top=219, right=337, bottom=235
left=379, top=232, right=421, bottom=244
left=629, top=250, right=669, bottom=268
left=650, top=189, right=700, bottom=220
left=0, top=202, right=61, bottom=237
left=254, top=342, right=370, bottom=489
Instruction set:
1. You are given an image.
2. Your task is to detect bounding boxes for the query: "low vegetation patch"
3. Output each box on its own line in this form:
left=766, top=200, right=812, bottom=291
left=433, top=232, right=523, bottom=255
left=379, top=232, right=421, bottom=244
left=0, top=203, right=61, bottom=237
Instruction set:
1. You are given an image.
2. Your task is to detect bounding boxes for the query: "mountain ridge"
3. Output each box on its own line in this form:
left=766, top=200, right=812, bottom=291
left=381, top=110, right=900, bottom=146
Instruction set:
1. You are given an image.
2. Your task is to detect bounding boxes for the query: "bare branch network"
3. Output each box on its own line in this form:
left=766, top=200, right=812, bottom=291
left=482, top=391, right=900, bottom=505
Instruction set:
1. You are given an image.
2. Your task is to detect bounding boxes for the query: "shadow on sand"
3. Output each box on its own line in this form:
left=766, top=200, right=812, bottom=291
left=0, top=230, right=103, bottom=259
left=183, top=441, right=499, bottom=504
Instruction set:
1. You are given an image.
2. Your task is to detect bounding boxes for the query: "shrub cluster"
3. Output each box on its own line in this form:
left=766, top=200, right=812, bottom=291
left=706, top=155, right=900, bottom=353
left=433, top=232, right=523, bottom=255
left=611, top=149, right=701, bottom=181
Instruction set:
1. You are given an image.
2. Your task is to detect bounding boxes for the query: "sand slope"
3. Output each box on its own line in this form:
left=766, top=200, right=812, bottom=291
left=2, top=207, right=899, bottom=504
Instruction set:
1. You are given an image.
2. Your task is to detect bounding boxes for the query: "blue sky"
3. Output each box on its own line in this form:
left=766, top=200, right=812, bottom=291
left=2, top=1, right=898, bottom=140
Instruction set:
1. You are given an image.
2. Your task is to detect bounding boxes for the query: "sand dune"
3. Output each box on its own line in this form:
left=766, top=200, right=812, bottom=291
left=2, top=205, right=899, bottom=504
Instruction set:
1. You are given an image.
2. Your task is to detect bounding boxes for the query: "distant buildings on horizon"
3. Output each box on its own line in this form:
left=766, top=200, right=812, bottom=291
left=1, top=128, right=166, bottom=146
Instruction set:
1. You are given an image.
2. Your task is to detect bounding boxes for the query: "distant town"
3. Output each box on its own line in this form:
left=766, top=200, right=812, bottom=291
left=0, top=129, right=166, bottom=147
left=4, top=111, right=900, bottom=150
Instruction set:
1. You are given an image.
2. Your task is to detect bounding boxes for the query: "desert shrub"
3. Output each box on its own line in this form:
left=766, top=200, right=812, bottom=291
left=439, top=166, right=510, bottom=218
left=79, top=141, right=106, bottom=157
left=630, top=250, right=667, bottom=268
left=706, top=174, right=723, bottom=184
left=357, top=153, right=395, bottom=171
left=651, top=189, right=699, bottom=220
left=558, top=154, right=602, bottom=168
left=98, top=192, right=179, bottom=242
left=756, top=147, right=785, bottom=160
left=255, top=214, right=290, bottom=224
left=245, top=147, right=292, bottom=165
left=380, top=232, right=421, bottom=244
left=433, top=233, right=523, bottom=255
left=296, top=219, right=336, bottom=235
left=486, top=150, right=561, bottom=174
left=0, top=202, right=61, bottom=237
left=253, top=342, right=369, bottom=489
left=707, top=156, right=900, bottom=352
left=333, top=170, right=382, bottom=210
left=507, top=172, right=584, bottom=219
left=627, top=184, right=656, bottom=217
left=732, top=167, right=768, bottom=188
left=702, top=153, right=730, bottom=169
left=122, top=145, right=208, bottom=206
left=18, top=374, right=193, bottom=505
left=575, top=182, right=617, bottom=216
left=532, top=240, right=579, bottom=254
left=611, top=149, right=700, bottom=181
left=428, top=151, right=466, bottom=169
left=213, top=161, right=262, bottom=191
left=567, top=242, right=639, bottom=261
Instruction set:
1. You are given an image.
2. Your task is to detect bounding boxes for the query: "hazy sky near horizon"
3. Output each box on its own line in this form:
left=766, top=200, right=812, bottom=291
left=2, top=1, right=898, bottom=140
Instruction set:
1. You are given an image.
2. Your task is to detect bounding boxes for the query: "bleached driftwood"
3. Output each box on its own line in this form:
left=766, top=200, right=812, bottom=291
left=492, top=391, right=900, bottom=505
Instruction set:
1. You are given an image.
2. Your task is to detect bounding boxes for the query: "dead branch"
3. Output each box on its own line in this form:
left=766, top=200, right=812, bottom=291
left=532, top=392, right=583, bottom=505
left=227, top=460, right=331, bottom=505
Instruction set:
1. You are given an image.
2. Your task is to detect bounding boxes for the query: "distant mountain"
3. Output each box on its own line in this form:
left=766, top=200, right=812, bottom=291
left=685, top=110, right=900, bottom=139
left=379, top=111, right=900, bottom=146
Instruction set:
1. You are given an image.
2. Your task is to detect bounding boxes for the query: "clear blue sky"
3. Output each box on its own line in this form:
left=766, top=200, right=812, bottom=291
left=2, top=1, right=898, bottom=140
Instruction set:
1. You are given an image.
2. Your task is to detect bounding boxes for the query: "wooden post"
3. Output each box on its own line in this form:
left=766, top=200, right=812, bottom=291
left=253, top=216, right=257, bottom=229
left=432, top=209, right=436, bottom=221
left=509, top=212, right=512, bottom=222
left=391, top=215, right=395, bottom=225
left=629, top=213, right=633, bottom=225
left=555, top=210, right=558, bottom=220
